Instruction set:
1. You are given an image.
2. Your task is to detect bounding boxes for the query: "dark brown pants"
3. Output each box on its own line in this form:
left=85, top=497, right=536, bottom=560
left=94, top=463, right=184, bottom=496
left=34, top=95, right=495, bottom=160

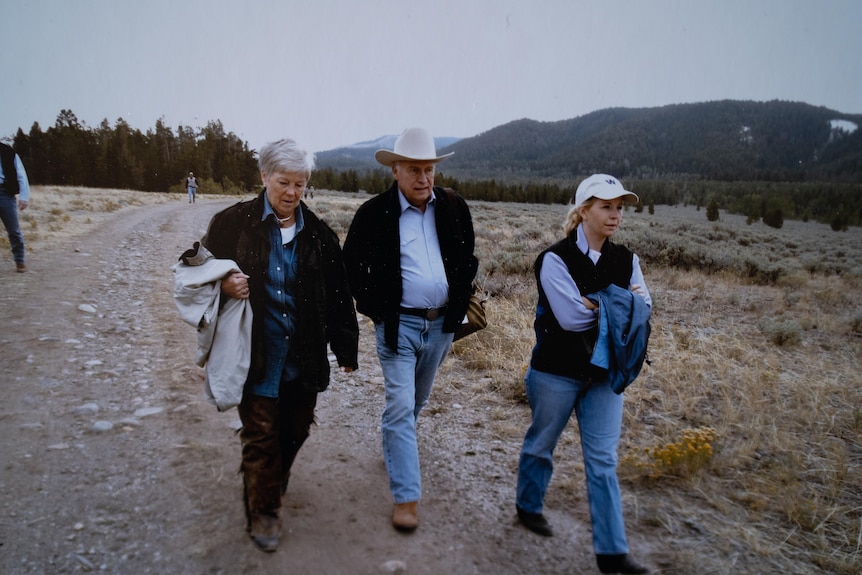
left=237, top=385, right=318, bottom=525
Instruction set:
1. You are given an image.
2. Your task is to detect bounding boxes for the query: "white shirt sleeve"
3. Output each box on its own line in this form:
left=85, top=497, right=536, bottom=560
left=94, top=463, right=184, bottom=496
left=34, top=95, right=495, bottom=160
left=539, top=252, right=597, bottom=332
left=14, top=155, right=30, bottom=202
left=630, top=254, right=652, bottom=308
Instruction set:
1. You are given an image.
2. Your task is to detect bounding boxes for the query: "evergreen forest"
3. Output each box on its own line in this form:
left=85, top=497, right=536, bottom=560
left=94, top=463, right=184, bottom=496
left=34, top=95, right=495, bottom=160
left=9, top=110, right=259, bottom=195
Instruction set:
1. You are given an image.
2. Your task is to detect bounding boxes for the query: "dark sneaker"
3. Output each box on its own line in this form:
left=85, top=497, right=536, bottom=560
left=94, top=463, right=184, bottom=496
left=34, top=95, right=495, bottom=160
left=516, top=506, right=553, bottom=537
left=596, top=554, right=649, bottom=574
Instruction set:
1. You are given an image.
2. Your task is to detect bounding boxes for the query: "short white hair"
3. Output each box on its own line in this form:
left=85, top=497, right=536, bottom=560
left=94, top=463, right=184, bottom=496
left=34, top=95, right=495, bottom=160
left=258, top=139, right=315, bottom=176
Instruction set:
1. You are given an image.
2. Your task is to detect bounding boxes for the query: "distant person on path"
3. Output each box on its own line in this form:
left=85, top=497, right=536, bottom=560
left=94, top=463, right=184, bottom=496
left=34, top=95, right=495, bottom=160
left=515, top=174, right=651, bottom=574
left=199, top=139, right=359, bottom=552
left=186, top=171, right=198, bottom=203
left=0, top=142, right=31, bottom=273
left=342, top=127, right=478, bottom=532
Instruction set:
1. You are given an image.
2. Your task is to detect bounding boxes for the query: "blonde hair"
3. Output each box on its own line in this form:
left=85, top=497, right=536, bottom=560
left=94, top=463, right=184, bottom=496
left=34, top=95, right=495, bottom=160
left=563, top=197, right=597, bottom=236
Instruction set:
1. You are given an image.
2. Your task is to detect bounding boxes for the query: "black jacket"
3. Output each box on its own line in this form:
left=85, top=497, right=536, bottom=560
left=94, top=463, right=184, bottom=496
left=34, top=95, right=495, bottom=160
left=343, top=184, right=478, bottom=351
left=0, top=143, right=20, bottom=196
left=531, top=234, right=634, bottom=380
left=201, top=191, right=359, bottom=392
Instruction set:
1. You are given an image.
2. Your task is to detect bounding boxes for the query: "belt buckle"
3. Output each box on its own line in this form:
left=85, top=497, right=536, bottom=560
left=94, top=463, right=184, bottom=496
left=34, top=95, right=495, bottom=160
left=426, top=308, right=440, bottom=320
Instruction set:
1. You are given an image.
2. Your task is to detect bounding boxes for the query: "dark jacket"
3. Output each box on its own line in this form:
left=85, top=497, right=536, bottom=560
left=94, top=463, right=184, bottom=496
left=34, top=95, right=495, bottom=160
left=342, top=183, right=478, bottom=351
left=201, top=191, right=359, bottom=393
left=531, top=234, right=634, bottom=380
left=0, top=143, right=20, bottom=196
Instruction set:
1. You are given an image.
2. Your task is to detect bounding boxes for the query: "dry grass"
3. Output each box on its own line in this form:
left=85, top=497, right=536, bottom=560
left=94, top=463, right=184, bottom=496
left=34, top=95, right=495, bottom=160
left=321, top=191, right=862, bottom=573
left=18, top=186, right=862, bottom=574
left=7, top=186, right=177, bottom=252
left=462, top=201, right=862, bottom=574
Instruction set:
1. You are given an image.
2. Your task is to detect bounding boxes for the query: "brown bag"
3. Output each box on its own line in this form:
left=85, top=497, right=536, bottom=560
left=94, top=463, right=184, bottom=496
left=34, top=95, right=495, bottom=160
left=442, top=187, right=487, bottom=341
left=454, top=292, right=487, bottom=341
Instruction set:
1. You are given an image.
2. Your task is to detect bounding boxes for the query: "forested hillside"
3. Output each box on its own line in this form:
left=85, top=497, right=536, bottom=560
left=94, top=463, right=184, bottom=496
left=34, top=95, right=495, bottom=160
left=317, top=100, right=862, bottom=183
left=446, top=100, right=862, bottom=182
left=311, top=100, right=862, bottom=228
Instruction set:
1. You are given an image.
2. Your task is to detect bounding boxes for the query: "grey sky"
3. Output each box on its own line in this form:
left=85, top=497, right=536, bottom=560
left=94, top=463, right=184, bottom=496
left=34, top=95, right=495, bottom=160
left=2, top=0, right=860, bottom=153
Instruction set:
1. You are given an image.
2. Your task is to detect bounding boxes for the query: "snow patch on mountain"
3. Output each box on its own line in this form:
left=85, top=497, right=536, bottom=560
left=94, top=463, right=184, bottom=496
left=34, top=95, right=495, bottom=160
left=346, top=135, right=398, bottom=150
left=830, top=119, right=857, bottom=133
left=341, top=135, right=460, bottom=151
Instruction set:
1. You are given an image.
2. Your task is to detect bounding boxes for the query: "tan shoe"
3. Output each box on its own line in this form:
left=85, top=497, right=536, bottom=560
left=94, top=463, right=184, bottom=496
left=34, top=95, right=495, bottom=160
left=16, top=262, right=26, bottom=273
left=392, top=501, right=419, bottom=532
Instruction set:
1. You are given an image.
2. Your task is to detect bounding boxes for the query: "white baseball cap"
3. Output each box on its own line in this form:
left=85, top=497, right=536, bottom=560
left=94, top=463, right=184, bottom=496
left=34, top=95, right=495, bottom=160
left=572, top=174, right=639, bottom=209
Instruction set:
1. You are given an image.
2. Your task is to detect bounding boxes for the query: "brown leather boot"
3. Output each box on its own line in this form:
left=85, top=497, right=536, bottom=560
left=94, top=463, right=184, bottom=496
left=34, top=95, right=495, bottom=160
left=248, top=512, right=281, bottom=552
left=239, top=396, right=284, bottom=552
left=392, top=501, right=419, bottom=532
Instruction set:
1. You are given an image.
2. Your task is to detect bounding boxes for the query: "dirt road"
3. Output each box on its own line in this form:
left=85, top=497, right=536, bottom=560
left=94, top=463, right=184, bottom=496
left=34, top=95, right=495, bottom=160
left=0, top=199, right=617, bottom=575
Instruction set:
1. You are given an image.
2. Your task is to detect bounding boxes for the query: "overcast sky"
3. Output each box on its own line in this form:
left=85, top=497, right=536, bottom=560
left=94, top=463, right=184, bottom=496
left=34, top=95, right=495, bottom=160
left=2, top=0, right=861, bottom=154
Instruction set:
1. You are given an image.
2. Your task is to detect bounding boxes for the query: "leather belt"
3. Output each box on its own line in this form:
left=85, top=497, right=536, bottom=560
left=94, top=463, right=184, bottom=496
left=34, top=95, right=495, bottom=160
left=399, top=306, right=447, bottom=320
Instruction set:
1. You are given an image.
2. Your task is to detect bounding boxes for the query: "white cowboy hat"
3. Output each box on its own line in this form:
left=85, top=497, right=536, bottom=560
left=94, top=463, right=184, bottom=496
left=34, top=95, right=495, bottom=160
left=572, top=174, right=639, bottom=209
left=374, top=127, right=455, bottom=167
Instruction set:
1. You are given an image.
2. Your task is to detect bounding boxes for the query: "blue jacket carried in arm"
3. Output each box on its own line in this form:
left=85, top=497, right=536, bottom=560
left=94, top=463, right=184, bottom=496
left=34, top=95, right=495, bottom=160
left=587, top=283, right=651, bottom=394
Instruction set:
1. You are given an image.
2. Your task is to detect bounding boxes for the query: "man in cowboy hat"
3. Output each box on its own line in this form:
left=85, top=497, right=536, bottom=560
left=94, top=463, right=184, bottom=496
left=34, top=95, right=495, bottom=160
left=343, top=127, right=478, bottom=532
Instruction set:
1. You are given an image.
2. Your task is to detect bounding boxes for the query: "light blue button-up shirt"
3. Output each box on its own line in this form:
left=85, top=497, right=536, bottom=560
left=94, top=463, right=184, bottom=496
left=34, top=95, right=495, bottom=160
left=398, top=190, right=449, bottom=309
left=250, top=196, right=306, bottom=397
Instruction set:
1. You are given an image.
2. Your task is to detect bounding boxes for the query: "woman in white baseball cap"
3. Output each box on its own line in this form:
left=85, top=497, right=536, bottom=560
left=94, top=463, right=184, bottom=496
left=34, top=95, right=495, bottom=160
left=515, top=173, right=651, bottom=574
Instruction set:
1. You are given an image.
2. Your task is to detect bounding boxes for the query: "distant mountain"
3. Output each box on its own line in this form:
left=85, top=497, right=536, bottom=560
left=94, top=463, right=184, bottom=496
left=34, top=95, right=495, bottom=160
left=317, top=101, right=862, bottom=182
left=316, top=136, right=461, bottom=171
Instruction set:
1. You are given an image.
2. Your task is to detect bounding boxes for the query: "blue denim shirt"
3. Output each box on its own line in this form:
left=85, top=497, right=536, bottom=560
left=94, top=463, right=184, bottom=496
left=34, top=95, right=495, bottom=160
left=249, top=197, right=305, bottom=397
left=586, top=283, right=652, bottom=394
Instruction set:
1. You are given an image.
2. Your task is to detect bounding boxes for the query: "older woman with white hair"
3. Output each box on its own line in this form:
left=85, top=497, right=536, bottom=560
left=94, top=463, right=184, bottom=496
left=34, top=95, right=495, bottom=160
left=200, top=138, right=359, bottom=552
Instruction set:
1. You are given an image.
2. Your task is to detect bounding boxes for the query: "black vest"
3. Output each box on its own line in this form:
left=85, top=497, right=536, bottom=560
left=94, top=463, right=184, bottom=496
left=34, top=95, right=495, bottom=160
left=530, top=233, right=634, bottom=380
left=0, top=143, right=20, bottom=196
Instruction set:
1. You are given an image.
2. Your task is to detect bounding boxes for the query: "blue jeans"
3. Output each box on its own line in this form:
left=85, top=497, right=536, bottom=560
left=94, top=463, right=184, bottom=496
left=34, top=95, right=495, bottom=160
left=375, top=314, right=453, bottom=503
left=188, top=187, right=196, bottom=202
left=0, top=194, right=25, bottom=264
left=516, top=367, right=629, bottom=555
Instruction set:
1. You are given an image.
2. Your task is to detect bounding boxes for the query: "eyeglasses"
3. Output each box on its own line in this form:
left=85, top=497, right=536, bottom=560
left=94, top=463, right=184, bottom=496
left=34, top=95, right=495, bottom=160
left=402, top=165, right=435, bottom=179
